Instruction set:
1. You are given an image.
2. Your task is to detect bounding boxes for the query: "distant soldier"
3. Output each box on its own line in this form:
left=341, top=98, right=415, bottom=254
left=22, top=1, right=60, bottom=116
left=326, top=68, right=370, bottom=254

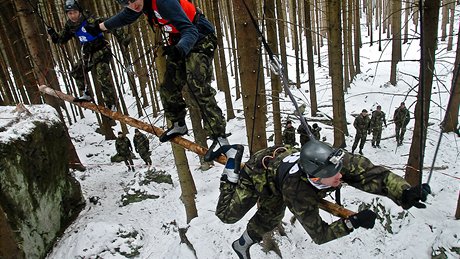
left=393, top=102, right=410, bottom=146
left=282, top=120, right=296, bottom=146
left=133, top=129, right=152, bottom=166
left=351, top=109, right=370, bottom=155
left=297, top=121, right=321, bottom=146
left=370, top=105, right=387, bottom=148
left=115, top=131, right=135, bottom=171
left=311, top=123, right=322, bottom=141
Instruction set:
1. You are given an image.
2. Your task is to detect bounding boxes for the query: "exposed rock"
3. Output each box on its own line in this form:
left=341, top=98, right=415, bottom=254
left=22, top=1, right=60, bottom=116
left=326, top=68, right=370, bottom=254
left=0, top=105, right=84, bottom=259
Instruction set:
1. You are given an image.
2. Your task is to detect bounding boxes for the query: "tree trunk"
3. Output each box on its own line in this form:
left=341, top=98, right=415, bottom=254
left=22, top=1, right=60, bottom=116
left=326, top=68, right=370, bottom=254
left=304, top=0, right=318, bottom=116
left=266, top=0, right=283, bottom=145
left=212, top=0, right=235, bottom=120
left=405, top=0, right=441, bottom=185
left=442, top=21, right=460, bottom=133
left=233, top=0, right=267, bottom=154
left=172, top=142, right=198, bottom=223
left=326, top=0, right=348, bottom=147
left=390, top=0, right=402, bottom=86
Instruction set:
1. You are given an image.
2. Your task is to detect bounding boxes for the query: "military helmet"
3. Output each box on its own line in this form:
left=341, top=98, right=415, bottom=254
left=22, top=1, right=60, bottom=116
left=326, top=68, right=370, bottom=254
left=298, top=140, right=344, bottom=178
left=64, top=0, right=81, bottom=12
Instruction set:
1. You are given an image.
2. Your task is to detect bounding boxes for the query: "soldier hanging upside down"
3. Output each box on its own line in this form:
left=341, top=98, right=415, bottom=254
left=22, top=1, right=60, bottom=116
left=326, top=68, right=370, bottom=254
left=214, top=141, right=430, bottom=259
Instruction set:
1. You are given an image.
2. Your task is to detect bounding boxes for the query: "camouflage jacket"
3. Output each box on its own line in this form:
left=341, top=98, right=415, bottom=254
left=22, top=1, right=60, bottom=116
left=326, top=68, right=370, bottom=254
left=370, top=110, right=387, bottom=129
left=393, top=107, right=410, bottom=127
left=353, top=114, right=370, bottom=134
left=115, top=136, right=132, bottom=157
left=241, top=145, right=410, bottom=244
left=282, top=126, right=296, bottom=146
left=133, top=133, right=150, bottom=154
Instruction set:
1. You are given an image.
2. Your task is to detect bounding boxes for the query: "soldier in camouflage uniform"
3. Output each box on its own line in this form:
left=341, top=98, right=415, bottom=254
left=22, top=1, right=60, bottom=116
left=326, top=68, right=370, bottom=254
left=115, top=131, right=135, bottom=171
left=393, top=102, right=411, bottom=146
left=351, top=109, right=371, bottom=155
left=282, top=120, right=296, bottom=146
left=370, top=105, right=387, bottom=148
left=298, top=122, right=322, bottom=146
left=215, top=140, right=430, bottom=259
left=133, top=129, right=152, bottom=166
left=102, top=0, right=228, bottom=157
left=47, top=0, right=129, bottom=110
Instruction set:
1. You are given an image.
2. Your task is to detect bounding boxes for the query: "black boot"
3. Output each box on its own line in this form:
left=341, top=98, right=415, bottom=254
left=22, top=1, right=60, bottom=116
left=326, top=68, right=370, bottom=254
left=73, top=90, right=92, bottom=102
left=159, top=120, right=188, bottom=142
left=359, top=149, right=363, bottom=155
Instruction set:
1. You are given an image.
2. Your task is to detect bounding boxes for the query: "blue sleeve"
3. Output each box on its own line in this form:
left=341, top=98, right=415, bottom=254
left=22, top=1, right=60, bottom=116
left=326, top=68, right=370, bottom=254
left=104, top=7, right=143, bottom=31
left=157, top=0, right=199, bottom=56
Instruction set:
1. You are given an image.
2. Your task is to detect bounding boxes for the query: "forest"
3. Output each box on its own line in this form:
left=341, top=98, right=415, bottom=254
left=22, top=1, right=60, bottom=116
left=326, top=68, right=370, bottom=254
left=0, top=0, right=459, bottom=258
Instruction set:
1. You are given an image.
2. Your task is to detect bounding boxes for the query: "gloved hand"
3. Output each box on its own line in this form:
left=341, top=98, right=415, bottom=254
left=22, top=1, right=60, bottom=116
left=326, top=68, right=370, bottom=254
left=84, top=23, right=103, bottom=36
left=162, top=45, right=184, bottom=61
left=401, top=183, right=431, bottom=209
left=47, top=26, right=56, bottom=36
left=348, top=209, right=377, bottom=229
left=47, top=27, right=58, bottom=43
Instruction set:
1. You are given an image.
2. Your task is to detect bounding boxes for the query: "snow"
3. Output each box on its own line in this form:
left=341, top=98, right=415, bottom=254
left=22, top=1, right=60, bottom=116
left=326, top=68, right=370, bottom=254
left=7, top=9, right=454, bottom=259
left=0, top=105, right=61, bottom=144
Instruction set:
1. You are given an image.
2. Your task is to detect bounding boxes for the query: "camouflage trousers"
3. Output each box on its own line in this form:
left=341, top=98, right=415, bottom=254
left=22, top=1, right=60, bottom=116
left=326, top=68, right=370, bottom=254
left=159, top=34, right=226, bottom=139
left=70, top=48, right=116, bottom=107
left=395, top=125, right=406, bottom=144
left=371, top=127, right=383, bottom=145
left=138, top=150, right=152, bottom=165
left=352, top=131, right=367, bottom=151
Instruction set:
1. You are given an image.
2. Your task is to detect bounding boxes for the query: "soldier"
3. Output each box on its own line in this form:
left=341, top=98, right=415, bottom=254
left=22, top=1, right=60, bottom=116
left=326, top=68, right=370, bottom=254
left=370, top=105, right=387, bottom=148
left=91, top=0, right=229, bottom=160
left=133, top=129, right=152, bottom=166
left=297, top=121, right=310, bottom=146
left=393, top=102, right=411, bottom=146
left=311, top=123, right=322, bottom=141
left=215, top=140, right=430, bottom=259
left=46, top=0, right=129, bottom=110
left=115, top=131, right=135, bottom=171
left=351, top=109, right=370, bottom=155
left=282, top=120, right=296, bottom=146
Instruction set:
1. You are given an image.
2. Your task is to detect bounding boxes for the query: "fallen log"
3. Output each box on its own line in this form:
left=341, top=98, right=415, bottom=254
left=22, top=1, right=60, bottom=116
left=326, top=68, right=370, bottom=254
left=39, top=85, right=355, bottom=218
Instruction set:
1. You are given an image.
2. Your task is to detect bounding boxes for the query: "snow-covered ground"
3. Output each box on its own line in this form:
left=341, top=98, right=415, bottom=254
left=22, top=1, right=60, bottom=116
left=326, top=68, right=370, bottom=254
left=43, top=11, right=460, bottom=259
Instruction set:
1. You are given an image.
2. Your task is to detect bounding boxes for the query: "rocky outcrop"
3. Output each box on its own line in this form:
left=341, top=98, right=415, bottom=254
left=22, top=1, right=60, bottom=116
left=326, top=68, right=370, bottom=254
left=0, top=105, right=84, bottom=259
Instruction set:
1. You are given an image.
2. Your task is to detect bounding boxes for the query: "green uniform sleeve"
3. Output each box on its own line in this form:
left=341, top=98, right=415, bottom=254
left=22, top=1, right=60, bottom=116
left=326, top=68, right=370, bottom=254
left=341, top=153, right=411, bottom=205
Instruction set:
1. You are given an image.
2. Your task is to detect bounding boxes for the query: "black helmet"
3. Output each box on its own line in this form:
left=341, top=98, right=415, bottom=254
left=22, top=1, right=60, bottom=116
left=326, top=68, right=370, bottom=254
left=299, top=140, right=344, bottom=178
left=64, top=0, right=80, bottom=12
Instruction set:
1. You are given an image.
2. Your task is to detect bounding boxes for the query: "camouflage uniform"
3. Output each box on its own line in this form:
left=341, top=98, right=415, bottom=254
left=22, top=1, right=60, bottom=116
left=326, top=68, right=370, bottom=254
left=370, top=110, right=387, bottom=147
left=393, top=105, right=410, bottom=145
left=282, top=125, right=296, bottom=146
left=160, top=34, right=226, bottom=138
left=216, top=146, right=411, bottom=244
left=133, top=131, right=152, bottom=165
left=115, top=135, right=134, bottom=171
left=297, top=124, right=321, bottom=146
left=50, top=11, right=129, bottom=108
left=351, top=113, right=370, bottom=153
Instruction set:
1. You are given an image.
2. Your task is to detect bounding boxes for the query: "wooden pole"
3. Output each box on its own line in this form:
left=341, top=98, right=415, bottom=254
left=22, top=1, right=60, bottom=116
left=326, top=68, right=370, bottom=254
left=38, top=85, right=356, bottom=218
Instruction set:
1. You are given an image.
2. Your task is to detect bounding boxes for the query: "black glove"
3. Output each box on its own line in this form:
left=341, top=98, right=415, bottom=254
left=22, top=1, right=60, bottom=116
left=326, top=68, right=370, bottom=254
left=348, top=209, right=377, bottom=229
left=401, top=183, right=431, bottom=209
left=47, top=26, right=56, bottom=36
left=47, top=27, right=58, bottom=43
left=84, top=23, right=103, bottom=36
left=162, top=45, right=184, bottom=61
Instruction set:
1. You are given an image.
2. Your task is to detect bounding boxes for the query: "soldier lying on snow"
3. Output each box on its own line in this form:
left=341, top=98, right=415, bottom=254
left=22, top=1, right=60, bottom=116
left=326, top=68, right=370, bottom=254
left=212, top=140, right=430, bottom=259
